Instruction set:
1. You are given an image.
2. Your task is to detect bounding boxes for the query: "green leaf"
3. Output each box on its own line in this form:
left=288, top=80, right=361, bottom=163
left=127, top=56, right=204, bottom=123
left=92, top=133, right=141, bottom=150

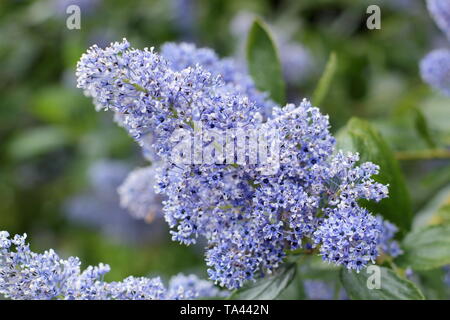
left=336, top=118, right=412, bottom=235
left=246, top=18, right=286, bottom=105
left=312, top=52, right=337, bottom=107
left=396, top=224, right=450, bottom=270
left=230, top=263, right=296, bottom=300
left=340, top=267, right=425, bottom=300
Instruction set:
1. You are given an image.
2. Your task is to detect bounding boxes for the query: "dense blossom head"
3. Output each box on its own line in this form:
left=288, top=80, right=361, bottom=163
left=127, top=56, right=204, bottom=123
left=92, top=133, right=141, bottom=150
left=0, top=231, right=224, bottom=300
left=77, top=40, right=391, bottom=289
left=427, top=0, right=450, bottom=41
left=313, top=207, right=382, bottom=271
left=420, top=49, right=450, bottom=97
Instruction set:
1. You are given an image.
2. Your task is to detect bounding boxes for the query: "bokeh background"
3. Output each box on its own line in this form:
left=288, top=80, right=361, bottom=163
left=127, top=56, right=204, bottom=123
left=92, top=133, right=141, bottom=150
left=1, top=0, right=449, bottom=284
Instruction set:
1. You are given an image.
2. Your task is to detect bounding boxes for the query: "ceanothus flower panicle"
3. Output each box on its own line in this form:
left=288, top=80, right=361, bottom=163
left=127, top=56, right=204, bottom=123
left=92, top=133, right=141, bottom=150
left=167, top=273, right=228, bottom=299
left=76, top=39, right=393, bottom=289
left=0, top=231, right=224, bottom=300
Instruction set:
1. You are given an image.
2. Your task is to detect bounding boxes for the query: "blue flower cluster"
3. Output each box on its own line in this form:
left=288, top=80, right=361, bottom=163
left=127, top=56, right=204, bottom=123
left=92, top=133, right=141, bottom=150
left=161, top=42, right=276, bottom=117
left=76, top=39, right=393, bottom=289
left=0, top=231, right=224, bottom=300
left=420, top=49, right=450, bottom=97
left=420, top=1, right=450, bottom=96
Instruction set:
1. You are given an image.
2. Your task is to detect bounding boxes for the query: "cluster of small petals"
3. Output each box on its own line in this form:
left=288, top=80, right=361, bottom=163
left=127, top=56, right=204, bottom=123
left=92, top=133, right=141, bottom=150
left=77, top=41, right=392, bottom=289
left=313, top=207, right=382, bottom=272
left=76, top=39, right=262, bottom=162
left=205, top=215, right=285, bottom=289
left=420, top=49, right=450, bottom=97
left=118, top=165, right=163, bottom=221
left=427, top=0, right=450, bottom=41
left=0, top=231, right=224, bottom=300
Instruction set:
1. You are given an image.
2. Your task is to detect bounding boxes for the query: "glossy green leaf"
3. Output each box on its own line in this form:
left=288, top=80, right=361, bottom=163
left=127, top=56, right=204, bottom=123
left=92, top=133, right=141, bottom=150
left=340, top=267, right=425, bottom=300
left=396, top=224, right=450, bottom=270
left=312, top=52, right=337, bottom=107
left=246, top=18, right=285, bottom=105
left=230, top=263, right=296, bottom=300
left=336, top=118, right=412, bottom=235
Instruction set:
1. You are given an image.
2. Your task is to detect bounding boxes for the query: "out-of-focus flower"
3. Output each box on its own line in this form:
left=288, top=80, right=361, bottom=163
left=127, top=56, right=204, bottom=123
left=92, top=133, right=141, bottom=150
left=169, top=0, right=197, bottom=39
left=420, top=49, right=450, bottom=97
left=427, top=0, right=450, bottom=41
left=118, top=165, right=164, bottom=222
